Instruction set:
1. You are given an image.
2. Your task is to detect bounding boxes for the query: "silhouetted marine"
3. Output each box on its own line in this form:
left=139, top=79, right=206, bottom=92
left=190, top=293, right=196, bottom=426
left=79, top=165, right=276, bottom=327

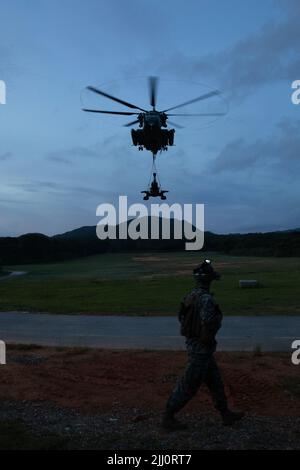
left=162, top=259, right=245, bottom=431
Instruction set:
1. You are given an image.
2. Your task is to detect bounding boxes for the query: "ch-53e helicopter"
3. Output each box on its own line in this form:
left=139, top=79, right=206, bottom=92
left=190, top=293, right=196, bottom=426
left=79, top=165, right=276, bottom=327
left=82, top=77, right=225, bottom=198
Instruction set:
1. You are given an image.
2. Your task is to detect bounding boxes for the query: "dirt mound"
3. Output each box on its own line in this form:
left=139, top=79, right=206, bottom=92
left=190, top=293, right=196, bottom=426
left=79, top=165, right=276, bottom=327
left=1, top=348, right=299, bottom=416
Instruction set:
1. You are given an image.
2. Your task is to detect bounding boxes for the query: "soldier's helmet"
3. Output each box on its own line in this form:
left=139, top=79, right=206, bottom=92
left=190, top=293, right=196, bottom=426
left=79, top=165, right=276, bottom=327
left=193, top=259, right=221, bottom=283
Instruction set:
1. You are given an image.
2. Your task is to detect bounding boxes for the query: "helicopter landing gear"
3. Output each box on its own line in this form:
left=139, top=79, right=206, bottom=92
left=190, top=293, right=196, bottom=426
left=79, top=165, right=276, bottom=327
left=131, top=129, right=138, bottom=146
left=168, top=129, right=175, bottom=146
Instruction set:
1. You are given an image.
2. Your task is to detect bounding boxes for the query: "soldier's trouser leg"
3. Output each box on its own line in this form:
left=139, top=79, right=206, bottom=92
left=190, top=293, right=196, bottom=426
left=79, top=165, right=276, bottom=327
left=166, top=353, right=228, bottom=415
left=204, top=356, right=228, bottom=413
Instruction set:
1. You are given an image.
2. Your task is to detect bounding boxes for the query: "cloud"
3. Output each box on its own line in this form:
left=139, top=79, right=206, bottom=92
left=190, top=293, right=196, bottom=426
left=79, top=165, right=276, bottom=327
left=9, top=181, right=60, bottom=193
left=47, top=155, right=73, bottom=165
left=47, top=145, right=100, bottom=164
left=211, top=138, right=267, bottom=173
left=211, top=118, right=300, bottom=174
left=7, top=179, right=112, bottom=199
left=0, top=152, right=13, bottom=161
left=144, top=0, right=300, bottom=101
left=68, top=185, right=104, bottom=197
left=220, top=10, right=300, bottom=97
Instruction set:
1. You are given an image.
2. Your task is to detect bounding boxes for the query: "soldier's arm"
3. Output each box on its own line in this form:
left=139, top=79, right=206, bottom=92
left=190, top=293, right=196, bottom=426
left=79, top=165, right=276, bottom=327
left=199, top=294, right=223, bottom=343
left=178, top=295, right=187, bottom=323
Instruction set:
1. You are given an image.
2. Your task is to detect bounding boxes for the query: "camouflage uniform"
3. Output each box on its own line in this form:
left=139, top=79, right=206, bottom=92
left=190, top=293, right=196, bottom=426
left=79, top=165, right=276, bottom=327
left=166, top=287, right=228, bottom=414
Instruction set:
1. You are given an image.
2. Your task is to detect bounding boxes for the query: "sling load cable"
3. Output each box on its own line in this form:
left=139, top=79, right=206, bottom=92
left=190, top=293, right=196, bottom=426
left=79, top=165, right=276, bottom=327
left=147, top=152, right=162, bottom=190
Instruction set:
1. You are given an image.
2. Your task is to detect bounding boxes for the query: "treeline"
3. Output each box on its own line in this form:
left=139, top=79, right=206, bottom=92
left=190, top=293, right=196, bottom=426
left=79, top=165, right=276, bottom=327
left=203, top=231, right=300, bottom=257
left=0, top=231, right=186, bottom=264
left=0, top=227, right=299, bottom=265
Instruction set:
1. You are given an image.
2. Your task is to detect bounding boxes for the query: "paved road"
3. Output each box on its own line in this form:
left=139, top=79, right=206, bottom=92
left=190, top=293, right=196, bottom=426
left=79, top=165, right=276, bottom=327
left=0, top=312, right=299, bottom=351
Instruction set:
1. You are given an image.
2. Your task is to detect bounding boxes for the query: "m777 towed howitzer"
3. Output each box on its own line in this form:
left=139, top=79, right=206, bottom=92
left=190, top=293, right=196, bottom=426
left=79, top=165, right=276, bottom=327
left=141, top=172, right=168, bottom=200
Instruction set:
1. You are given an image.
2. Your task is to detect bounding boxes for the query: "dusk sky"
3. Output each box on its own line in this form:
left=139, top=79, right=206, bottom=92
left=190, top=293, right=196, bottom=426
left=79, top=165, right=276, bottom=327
left=0, top=0, right=299, bottom=236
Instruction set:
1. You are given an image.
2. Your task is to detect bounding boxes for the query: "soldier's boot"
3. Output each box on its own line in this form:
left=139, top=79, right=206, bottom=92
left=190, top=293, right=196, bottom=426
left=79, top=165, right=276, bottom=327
left=221, top=409, right=245, bottom=426
left=161, top=412, right=188, bottom=431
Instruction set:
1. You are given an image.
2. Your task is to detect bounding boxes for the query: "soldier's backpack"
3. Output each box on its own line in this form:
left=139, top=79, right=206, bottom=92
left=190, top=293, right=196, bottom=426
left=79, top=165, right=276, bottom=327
left=178, top=291, right=203, bottom=338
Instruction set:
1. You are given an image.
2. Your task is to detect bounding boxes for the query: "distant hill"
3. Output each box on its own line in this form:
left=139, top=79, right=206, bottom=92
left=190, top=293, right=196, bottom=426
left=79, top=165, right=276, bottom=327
left=0, top=219, right=300, bottom=264
left=54, top=225, right=97, bottom=241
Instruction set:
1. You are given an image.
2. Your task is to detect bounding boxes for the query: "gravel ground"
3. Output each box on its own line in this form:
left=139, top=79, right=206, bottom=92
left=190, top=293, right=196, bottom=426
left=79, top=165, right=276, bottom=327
left=0, top=400, right=299, bottom=450
left=1, top=348, right=299, bottom=449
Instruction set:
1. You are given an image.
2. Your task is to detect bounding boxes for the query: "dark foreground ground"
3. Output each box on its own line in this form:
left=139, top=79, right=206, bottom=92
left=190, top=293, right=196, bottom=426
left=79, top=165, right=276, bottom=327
left=0, top=346, right=299, bottom=450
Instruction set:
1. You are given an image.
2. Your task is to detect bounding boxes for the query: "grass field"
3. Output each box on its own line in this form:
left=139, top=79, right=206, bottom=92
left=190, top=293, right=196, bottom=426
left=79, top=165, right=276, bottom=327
left=1, top=252, right=300, bottom=315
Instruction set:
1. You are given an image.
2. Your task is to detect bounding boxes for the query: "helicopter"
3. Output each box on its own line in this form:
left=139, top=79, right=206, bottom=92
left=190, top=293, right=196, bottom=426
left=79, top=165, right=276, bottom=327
left=82, top=77, right=225, bottom=157
left=82, top=77, right=225, bottom=199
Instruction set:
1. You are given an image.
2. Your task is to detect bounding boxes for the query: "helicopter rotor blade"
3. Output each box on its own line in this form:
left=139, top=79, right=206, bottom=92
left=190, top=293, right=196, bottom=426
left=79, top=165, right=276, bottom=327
left=82, top=109, right=139, bottom=115
left=149, top=76, right=158, bottom=109
left=123, top=119, right=140, bottom=127
left=167, top=112, right=226, bottom=116
left=162, top=90, right=221, bottom=113
left=86, top=86, right=147, bottom=112
left=167, top=120, right=184, bottom=129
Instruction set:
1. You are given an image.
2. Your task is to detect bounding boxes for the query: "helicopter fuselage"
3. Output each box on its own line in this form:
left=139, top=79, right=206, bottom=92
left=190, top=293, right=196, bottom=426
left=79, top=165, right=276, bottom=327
left=131, top=111, right=174, bottom=155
